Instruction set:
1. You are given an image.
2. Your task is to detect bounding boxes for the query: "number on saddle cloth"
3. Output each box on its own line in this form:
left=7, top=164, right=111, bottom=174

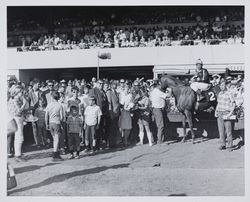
left=204, top=88, right=217, bottom=103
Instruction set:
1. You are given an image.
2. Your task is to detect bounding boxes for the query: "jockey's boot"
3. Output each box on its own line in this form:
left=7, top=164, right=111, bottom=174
left=196, top=90, right=205, bottom=102
left=195, top=102, right=199, bottom=111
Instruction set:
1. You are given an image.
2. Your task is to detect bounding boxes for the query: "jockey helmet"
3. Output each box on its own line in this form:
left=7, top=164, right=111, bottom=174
left=196, top=59, right=203, bottom=65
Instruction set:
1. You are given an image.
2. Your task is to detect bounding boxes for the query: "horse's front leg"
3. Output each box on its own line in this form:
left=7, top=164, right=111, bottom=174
left=181, top=114, right=187, bottom=143
left=185, top=110, right=195, bottom=144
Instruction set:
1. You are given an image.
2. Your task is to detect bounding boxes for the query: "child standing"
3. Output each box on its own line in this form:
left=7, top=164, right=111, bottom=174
left=84, top=96, right=102, bottom=153
left=34, top=98, right=48, bottom=146
left=66, top=106, right=83, bottom=159
left=45, top=91, right=64, bottom=161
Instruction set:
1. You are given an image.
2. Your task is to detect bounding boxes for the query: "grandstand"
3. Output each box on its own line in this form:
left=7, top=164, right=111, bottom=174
left=7, top=6, right=244, bottom=83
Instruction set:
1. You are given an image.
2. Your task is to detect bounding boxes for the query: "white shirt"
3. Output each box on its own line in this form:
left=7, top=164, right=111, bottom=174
left=121, top=93, right=133, bottom=110
left=150, top=88, right=168, bottom=108
left=84, top=105, right=102, bottom=126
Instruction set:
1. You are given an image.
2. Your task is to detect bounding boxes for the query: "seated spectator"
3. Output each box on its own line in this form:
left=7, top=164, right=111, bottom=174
left=227, top=35, right=235, bottom=44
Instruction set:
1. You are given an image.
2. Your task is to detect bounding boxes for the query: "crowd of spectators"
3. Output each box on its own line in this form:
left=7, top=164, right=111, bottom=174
left=8, top=6, right=244, bottom=48
left=7, top=71, right=244, bottom=161
left=8, top=6, right=244, bottom=32
left=15, top=23, right=244, bottom=51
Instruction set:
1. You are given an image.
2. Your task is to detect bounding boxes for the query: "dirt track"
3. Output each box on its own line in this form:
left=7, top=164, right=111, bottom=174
left=7, top=137, right=244, bottom=196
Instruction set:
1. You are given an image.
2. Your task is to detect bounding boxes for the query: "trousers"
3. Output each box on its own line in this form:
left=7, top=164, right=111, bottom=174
left=153, top=108, right=165, bottom=143
left=190, top=82, right=210, bottom=92
left=14, top=117, right=24, bottom=157
left=217, top=111, right=233, bottom=148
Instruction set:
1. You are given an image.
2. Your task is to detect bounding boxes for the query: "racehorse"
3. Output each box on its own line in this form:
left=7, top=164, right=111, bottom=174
left=160, top=74, right=218, bottom=143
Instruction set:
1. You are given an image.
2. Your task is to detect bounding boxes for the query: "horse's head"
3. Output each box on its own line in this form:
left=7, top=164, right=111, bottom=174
left=160, top=74, right=184, bottom=91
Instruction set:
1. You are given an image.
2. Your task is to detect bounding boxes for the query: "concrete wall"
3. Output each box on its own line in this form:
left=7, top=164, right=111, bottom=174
left=8, top=45, right=244, bottom=70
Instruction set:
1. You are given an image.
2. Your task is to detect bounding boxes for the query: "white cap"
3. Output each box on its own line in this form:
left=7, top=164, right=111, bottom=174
left=196, top=59, right=203, bottom=65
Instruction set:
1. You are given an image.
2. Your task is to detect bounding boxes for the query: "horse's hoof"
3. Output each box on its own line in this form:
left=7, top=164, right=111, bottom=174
left=192, top=141, right=195, bottom=144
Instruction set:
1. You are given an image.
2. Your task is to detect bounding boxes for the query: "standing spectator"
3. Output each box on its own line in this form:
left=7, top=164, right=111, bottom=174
left=137, top=87, right=153, bottom=146
left=84, top=96, right=102, bottom=153
left=44, top=80, right=54, bottom=105
left=66, top=106, right=83, bottom=159
left=89, top=79, right=108, bottom=149
left=215, top=80, right=236, bottom=151
left=150, top=83, right=170, bottom=144
left=65, top=80, right=73, bottom=98
left=67, top=86, right=81, bottom=114
left=78, top=84, right=91, bottom=144
left=45, top=91, right=64, bottom=161
left=8, top=85, right=28, bottom=162
left=34, top=98, right=48, bottom=146
left=58, top=89, right=68, bottom=154
left=106, top=81, right=120, bottom=148
left=28, top=78, right=45, bottom=147
left=119, top=85, right=133, bottom=147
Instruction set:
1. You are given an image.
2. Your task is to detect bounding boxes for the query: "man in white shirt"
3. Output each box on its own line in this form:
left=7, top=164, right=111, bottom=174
left=150, top=83, right=171, bottom=144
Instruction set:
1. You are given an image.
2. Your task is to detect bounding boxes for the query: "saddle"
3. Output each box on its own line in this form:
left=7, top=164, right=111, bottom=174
left=195, top=85, right=218, bottom=111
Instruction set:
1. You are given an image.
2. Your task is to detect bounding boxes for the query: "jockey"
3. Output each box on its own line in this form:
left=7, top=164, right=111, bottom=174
left=190, top=59, right=211, bottom=101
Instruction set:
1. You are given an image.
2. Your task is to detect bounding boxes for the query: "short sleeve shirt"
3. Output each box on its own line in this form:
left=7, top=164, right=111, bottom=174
left=150, top=88, right=167, bottom=108
left=84, top=105, right=102, bottom=126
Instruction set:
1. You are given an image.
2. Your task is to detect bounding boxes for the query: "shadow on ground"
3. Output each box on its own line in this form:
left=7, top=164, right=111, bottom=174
left=14, top=163, right=59, bottom=174
left=8, top=163, right=130, bottom=195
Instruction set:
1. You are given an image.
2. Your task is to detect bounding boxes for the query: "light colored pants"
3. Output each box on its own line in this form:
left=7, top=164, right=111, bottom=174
left=153, top=108, right=165, bottom=143
left=14, top=117, right=24, bottom=157
left=190, top=82, right=210, bottom=92
left=49, top=123, right=62, bottom=152
left=217, top=111, right=233, bottom=148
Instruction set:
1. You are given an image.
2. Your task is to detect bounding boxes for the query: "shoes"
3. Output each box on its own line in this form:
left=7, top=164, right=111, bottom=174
left=60, top=149, right=66, bottom=155
left=74, top=155, right=80, bottom=159
left=136, top=142, right=143, bottom=146
left=227, top=146, right=234, bottom=152
left=83, top=148, right=90, bottom=153
left=68, top=154, right=74, bottom=159
left=7, top=153, right=14, bottom=158
left=52, top=152, right=64, bottom=161
left=157, top=140, right=163, bottom=144
left=15, top=156, right=27, bottom=162
left=149, top=142, right=154, bottom=147
left=219, top=145, right=226, bottom=150
left=89, top=150, right=95, bottom=154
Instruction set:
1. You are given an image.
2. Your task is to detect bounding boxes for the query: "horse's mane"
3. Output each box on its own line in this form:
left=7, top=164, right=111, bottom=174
left=161, top=75, right=184, bottom=89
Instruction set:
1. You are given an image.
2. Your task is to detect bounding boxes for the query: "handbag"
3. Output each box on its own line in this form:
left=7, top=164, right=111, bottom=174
left=7, top=163, right=17, bottom=190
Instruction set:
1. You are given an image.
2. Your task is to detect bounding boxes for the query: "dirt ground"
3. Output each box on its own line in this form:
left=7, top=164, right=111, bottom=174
left=7, top=137, right=244, bottom=196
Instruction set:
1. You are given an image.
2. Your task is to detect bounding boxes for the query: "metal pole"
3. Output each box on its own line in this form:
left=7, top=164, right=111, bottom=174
left=97, top=51, right=100, bottom=79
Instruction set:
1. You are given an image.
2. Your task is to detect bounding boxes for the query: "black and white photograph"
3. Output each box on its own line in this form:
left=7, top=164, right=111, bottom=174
left=3, top=0, right=248, bottom=198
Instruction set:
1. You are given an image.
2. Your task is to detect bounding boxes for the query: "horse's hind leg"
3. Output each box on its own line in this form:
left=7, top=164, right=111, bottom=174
left=185, top=110, right=195, bottom=144
left=181, top=114, right=187, bottom=143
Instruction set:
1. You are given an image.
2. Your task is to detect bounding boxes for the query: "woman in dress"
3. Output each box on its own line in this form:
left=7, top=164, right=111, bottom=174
left=119, top=85, right=133, bottom=147
left=137, top=87, right=153, bottom=146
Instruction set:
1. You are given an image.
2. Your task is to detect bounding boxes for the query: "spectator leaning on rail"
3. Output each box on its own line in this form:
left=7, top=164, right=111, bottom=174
left=190, top=59, right=211, bottom=102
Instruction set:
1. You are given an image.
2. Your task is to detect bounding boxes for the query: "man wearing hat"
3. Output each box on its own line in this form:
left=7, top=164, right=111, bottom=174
left=190, top=59, right=211, bottom=101
left=106, top=81, right=120, bottom=148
